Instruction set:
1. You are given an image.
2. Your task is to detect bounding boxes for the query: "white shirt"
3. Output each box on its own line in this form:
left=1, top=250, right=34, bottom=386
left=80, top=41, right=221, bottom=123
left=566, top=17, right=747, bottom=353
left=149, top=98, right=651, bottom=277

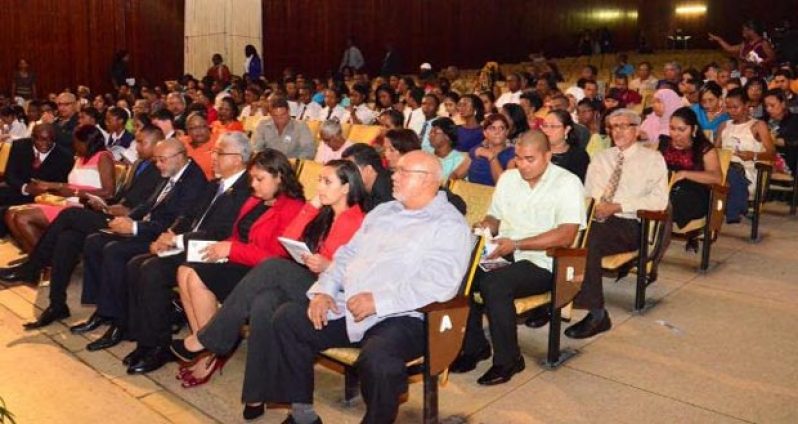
left=340, top=46, right=365, bottom=70
left=1, top=120, right=27, bottom=140
left=404, top=107, right=425, bottom=134
left=584, top=143, right=669, bottom=220
left=20, top=146, right=56, bottom=195
left=296, top=101, right=322, bottom=121
left=489, top=165, right=586, bottom=271
left=495, top=90, right=522, bottom=108
left=319, top=105, right=346, bottom=122
left=314, top=139, right=354, bottom=164
left=341, top=104, right=376, bottom=125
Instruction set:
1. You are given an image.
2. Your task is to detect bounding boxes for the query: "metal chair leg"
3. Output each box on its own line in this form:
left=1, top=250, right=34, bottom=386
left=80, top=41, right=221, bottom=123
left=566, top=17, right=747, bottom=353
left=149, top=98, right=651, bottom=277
left=423, top=371, right=438, bottom=424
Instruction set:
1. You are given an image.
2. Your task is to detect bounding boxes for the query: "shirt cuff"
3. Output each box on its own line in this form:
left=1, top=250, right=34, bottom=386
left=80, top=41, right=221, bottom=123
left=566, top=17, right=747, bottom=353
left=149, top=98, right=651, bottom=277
left=174, top=234, right=184, bottom=248
left=21, top=184, right=29, bottom=196
left=132, top=221, right=139, bottom=236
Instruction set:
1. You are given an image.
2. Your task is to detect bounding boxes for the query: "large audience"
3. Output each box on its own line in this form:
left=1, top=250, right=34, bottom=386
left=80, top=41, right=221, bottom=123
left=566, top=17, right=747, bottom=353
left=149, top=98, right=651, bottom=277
left=1, top=20, right=798, bottom=423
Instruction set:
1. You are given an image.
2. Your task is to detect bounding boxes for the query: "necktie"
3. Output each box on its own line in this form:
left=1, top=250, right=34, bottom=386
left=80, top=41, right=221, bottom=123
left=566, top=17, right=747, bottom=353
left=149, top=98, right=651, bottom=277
left=298, top=105, right=306, bottom=120
left=405, top=110, right=413, bottom=128
left=420, top=120, right=430, bottom=140
left=32, top=152, right=41, bottom=169
left=601, top=151, right=624, bottom=203
left=194, top=182, right=225, bottom=230
left=143, top=180, right=175, bottom=221
left=326, top=108, right=334, bottom=120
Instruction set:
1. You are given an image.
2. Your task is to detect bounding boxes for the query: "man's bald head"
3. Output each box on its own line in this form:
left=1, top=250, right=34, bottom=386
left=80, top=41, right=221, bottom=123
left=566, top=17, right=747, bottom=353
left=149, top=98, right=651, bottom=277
left=516, top=129, right=550, bottom=152
left=153, top=137, right=189, bottom=178
left=391, top=150, right=443, bottom=209
left=56, top=92, right=77, bottom=119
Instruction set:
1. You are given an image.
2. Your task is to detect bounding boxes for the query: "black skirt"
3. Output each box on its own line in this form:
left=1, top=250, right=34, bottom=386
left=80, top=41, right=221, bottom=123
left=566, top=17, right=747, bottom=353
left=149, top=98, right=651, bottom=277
left=184, top=261, right=252, bottom=302
left=670, top=180, right=710, bottom=228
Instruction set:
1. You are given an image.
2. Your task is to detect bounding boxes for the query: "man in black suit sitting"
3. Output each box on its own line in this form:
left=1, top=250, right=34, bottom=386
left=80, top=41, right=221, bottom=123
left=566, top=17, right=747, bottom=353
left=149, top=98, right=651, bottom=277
left=123, top=131, right=252, bottom=374
left=0, top=126, right=166, bottom=326
left=77, top=137, right=208, bottom=351
left=0, top=124, right=74, bottom=235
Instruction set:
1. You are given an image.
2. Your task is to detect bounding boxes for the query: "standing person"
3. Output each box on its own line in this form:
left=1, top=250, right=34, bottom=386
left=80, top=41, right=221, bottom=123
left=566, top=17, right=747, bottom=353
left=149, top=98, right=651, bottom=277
left=206, top=54, right=231, bottom=86
left=10, top=59, right=37, bottom=101
left=110, top=50, right=131, bottom=91
left=339, top=37, right=365, bottom=72
left=244, top=45, right=263, bottom=81
left=709, top=20, right=776, bottom=67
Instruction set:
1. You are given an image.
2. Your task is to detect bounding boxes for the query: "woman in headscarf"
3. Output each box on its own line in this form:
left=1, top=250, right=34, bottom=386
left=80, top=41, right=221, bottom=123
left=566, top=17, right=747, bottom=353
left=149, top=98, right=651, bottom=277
left=640, top=88, right=682, bottom=144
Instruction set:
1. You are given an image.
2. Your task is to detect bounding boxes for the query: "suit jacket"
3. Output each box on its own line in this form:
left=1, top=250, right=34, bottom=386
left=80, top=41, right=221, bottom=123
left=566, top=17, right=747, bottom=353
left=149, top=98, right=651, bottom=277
left=1, top=139, right=74, bottom=206
left=170, top=171, right=251, bottom=243
left=107, top=130, right=135, bottom=149
left=54, top=114, right=79, bottom=152
left=113, top=160, right=165, bottom=208
left=129, top=160, right=208, bottom=240
left=227, top=194, right=305, bottom=267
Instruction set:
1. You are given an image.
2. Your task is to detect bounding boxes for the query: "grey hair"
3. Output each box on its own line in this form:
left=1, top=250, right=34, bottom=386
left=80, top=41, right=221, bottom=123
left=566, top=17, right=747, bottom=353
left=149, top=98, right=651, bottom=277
left=608, top=108, right=642, bottom=126
left=319, top=119, right=343, bottom=138
left=664, top=61, right=682, bottom=71
left=166, top=92, right=186, bottom=105
left=221, top=131, right=252, bottom=162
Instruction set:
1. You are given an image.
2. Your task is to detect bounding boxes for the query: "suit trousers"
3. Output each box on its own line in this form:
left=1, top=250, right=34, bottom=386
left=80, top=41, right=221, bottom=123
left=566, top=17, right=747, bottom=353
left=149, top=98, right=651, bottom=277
left=461, top=261, right=552, bottom=367
left=83, top=232, right=150, bottom=326
left=574, top=216, right=640, bottom=310
left=197, top=258, right=316, bottom=402
left=127, top=253, right=185, bottom=348
left=270, top=302, right=424, bottom=424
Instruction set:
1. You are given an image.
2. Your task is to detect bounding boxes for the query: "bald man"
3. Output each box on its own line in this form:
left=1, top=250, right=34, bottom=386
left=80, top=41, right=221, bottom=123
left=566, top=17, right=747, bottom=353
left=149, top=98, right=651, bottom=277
left=451, top=131, right=586, bottom=385
left=43, top=92, right=79, bottom=151
left=255, top=151, right=472, bottom=423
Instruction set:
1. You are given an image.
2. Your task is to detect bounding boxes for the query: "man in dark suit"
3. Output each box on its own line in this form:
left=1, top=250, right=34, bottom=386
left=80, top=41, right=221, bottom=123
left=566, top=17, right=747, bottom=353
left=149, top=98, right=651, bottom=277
left=0, top=127, right=166, bottom=324
left=380, top=43, right=401, bottom=77
left=52, top=92, right=79, bottom=152
left=0, top=124, right=74, bottom=236
left=77, top=137, right=208, bottom=351
left=123, top=132, right=252, bottom=373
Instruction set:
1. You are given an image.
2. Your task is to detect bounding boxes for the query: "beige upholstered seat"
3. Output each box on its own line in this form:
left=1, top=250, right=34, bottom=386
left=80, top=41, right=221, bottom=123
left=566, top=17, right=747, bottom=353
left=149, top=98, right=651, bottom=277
left=447, top=180, right=495, bottom=227
left=347, top=125, right=382, bottom=144
left=295, top=160, right=323, bottom=200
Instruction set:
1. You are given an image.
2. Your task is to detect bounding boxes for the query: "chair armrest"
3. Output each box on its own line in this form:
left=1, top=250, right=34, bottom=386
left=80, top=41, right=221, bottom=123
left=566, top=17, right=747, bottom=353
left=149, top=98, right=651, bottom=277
left=637, top=209, right=669, bottom=221
left=755, top=161, right=773, bottom=172
left=546, top=247, right=587, bottom=258
left=710, top=184, right=729, bottom=194
left=419, top=297, right=469, bottom=313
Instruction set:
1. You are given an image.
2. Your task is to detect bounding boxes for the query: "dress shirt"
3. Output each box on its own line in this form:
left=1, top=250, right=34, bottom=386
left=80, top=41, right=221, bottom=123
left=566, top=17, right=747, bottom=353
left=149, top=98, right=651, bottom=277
left=319, top=105, right=346, bottom=122
left=295, top=102, right=322, bottom=121
left=20, top=145, right=55, bottom=195
left=341, top=104, right=376, bottom=125
left=419, top=116, right=438, bottom=152
left=133, top=161, right=191, bottom=235
left=251, top=119, right=315, bottom=159
left=489, top=166, right=586, bottom=271
left=404, top=107, right=424, bottom=135
left=495, top=90, right=522, bottom=108
left=584, top=143, right=669, bottom=220
left=307, top=192, right=472, bottom=342
left=629, top=76, right=658, bottom=93
left=340, top=46, right=365, bottom=70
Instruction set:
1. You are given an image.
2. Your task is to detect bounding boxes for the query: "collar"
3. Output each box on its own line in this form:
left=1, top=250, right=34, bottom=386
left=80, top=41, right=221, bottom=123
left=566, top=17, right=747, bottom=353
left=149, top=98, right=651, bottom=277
left=220, top=169, right=246, bottom=191
left=617, top=141, right=640, bottom=158
left=169, top=160, right=191, bottom=184
left=111, top=130, right=125, bottom=139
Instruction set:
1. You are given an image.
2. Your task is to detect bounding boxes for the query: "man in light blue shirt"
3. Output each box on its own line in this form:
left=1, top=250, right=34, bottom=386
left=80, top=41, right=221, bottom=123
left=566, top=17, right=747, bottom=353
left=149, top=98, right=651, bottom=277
left=265, top=151, right=472, bottom=424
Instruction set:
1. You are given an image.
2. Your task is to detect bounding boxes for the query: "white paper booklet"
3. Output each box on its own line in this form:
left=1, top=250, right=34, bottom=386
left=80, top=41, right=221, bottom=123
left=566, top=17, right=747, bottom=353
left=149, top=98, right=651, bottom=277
left=278, top=237, right=312, bottom=265
left=187, top=240, right=227, bottom=263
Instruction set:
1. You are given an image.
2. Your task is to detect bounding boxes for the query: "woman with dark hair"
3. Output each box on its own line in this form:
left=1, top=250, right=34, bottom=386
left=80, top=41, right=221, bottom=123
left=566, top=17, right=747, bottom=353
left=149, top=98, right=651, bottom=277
left=451, top=113, right=514, bottom=186
left=500, top=103, right=530, bottom=141
left=244, top=45, right=262, bottom=81
left=430, top=117, right=465, bottom=182
left=441, top=91, right=463, bottom=124
left=479, top=90, right=498, bottom=116
left=374, top=84, right=398, bottom=113
left=383, top=128, right=421, bottom=170
left=456, top=94, right=486, bottom=152
left=11, top=58, right=37, bottom=100
left=658, top=107, right=723, bottom=233
left=110, top=50, right=131, bottom=90
left=690, top=81, right=729, bottom=140
left=5, top=125, right=115, bottom=252
left=764, top=89, right=798, bottom=176
left=744, top=77, right=767, bottom=119
left=211, top=97, right=244, bottom=143
left=170, top=161, right=366, bottom=416
left=171, top=149, right=305, bottom=386
left=195, top=88, right=219, bottom=124
left=717, top=88, right=775, bottom=222
left=538, top=110, right=590, bottom=181
left=709, top=20, right=776, bottom=67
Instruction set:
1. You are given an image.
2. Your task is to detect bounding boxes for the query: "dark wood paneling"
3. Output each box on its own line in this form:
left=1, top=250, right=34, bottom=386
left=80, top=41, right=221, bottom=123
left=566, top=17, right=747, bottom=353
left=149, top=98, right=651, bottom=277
left=0, top=0, right=184, bottom=98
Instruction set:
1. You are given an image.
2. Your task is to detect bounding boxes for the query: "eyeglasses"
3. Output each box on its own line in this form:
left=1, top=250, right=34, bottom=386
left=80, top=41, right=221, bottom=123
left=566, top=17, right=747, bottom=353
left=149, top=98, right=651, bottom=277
left=486, top=125, right=508, bottom=132
left=609, top=123, right=638, bottom=131
left=394, top=167, right=431, bottom=177
left=153, top=150, right=186, bottom=162
left=211, top=149, right=241, bottom=157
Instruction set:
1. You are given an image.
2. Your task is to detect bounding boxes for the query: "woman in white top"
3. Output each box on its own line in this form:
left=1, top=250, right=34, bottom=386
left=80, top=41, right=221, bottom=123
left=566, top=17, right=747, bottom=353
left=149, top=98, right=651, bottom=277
left=716, top=87, right=774, bottom=223
left=0, top=106, right=27, bottom=141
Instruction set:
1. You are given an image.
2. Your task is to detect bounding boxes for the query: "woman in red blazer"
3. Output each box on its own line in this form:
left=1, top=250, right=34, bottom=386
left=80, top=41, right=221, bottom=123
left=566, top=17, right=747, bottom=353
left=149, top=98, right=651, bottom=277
left=174, top=149, right=304, bottom=372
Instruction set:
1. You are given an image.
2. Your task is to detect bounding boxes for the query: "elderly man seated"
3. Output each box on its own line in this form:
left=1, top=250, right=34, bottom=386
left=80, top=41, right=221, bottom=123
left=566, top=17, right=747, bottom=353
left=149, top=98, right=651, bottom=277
left=450, top=131, right=586, bottom=385
left=218, top=151, right=471, bottom=423
left=314, top=119, right=354, bottom=163
left=252, top=96, right=315, bottom=159
left=565, top=108, right=668, bottom=339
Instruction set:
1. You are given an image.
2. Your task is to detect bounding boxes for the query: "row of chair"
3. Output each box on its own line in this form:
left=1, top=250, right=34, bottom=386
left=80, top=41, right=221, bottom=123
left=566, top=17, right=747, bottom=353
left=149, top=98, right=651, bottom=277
left=242, top=115, right=383, bottom=146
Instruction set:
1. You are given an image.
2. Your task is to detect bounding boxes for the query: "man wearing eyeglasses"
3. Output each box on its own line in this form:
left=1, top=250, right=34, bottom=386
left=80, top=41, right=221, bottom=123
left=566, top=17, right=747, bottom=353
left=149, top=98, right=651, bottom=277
left=48, top=92, right=79, bottom=152
left=72, top=138, right=207, bottom=351
left=122, top=132, right=251, bottom=374
left=565, top=108, right=668, bottom=339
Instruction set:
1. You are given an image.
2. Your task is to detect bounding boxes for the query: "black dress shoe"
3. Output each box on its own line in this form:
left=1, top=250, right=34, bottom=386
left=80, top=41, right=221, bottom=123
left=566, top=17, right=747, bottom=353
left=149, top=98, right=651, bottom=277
left=449, top=346, right=492, bottom=374
left=123, top=345, right=151, bottom=366
left=86, top=325, right=125, bottom=351
left=281, top=415, right=322, bottom=424
left=70, top=312, right=111, bottom=334
left=564, top=312, right=612, bottom=339
left=524, top=306, right=551, bottom=328
left=23, top=305, right=70, bottom=330
left=243, top=403, right=265, bottom=421
left=0, top=263, right=39, bottom=283
left=127, top=346, right=175, bottom=374
left=476, top=356, right=526, bottom=386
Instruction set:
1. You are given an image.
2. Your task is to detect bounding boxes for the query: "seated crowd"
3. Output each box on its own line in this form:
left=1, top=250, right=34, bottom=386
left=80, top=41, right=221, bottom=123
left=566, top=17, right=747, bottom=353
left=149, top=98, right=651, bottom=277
left=1, top=25, right=798, bottom=422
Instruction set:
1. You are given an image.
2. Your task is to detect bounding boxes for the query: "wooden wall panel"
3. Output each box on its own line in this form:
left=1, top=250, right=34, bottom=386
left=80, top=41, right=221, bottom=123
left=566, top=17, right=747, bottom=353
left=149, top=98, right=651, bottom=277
left=0, top=0, right=184, bottom=98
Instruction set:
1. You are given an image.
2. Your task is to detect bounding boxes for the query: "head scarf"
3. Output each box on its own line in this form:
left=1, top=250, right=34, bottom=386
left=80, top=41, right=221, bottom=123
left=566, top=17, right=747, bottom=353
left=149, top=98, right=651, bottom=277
left=640, top=88, right=682, bottom=141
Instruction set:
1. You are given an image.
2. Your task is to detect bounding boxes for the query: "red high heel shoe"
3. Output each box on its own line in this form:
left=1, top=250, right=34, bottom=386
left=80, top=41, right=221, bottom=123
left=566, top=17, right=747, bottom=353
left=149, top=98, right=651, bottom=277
left=180, top=355, right=228, bottom=388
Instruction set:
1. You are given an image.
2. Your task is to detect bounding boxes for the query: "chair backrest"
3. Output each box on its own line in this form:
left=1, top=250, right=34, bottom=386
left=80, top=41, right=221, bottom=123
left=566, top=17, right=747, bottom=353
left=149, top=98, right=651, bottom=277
left=306, top=120, right=322, bottom=140
left=243, top=116, right=267, bottom=135
left=718, top=148, right=733, bottom=183
left=574, top=197, right=596, bottom=249
left=341, top=122, right=353, bottom=139
left=447, top=179, right=495, bottom=227
left=113, top=163, right=129, bottom=196
left=0, top=142, right=11, bottom=177
left=296, top=159, right=323, bottom=200
left=461, top=235, right=485, bottom=297
left=347, top=125, right=382, bottom=144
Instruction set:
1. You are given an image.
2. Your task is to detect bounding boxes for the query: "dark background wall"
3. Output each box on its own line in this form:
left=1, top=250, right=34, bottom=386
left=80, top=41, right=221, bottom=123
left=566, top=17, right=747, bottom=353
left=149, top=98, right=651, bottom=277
left=0, top=0, right=184, bottom=97
left=2, top=0, right=796, bottom=95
